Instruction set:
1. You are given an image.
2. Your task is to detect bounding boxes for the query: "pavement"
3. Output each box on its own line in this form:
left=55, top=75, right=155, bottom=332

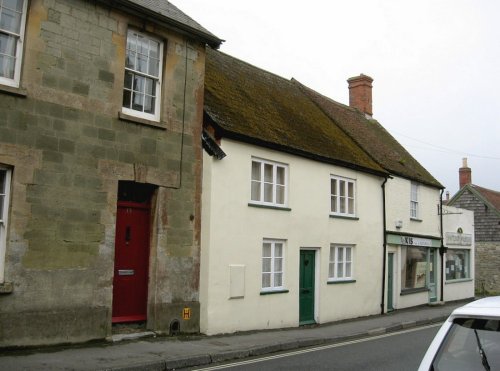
left=0, top=300, right=470, bottom=371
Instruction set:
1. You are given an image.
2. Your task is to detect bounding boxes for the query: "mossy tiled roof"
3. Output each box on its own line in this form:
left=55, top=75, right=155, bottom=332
left=204, top=48, right=387, bottom=177
left=296, top=82, right=443, bottom=188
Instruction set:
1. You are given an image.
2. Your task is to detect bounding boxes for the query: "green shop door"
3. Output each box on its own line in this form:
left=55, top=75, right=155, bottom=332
left=299, top=250, right=316, bottom=325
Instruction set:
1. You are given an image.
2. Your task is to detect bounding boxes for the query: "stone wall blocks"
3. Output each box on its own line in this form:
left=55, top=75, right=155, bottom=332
left=41, top=20, right=61, bottom=35
left=54, top=1, right=71, bottom=15
left=42, top=150, right=64, bottom=163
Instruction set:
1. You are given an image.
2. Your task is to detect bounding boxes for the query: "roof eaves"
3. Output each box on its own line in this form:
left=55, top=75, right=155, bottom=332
left=205, top=110, right=389, bottom=179
left=97, top=0, right=223, bottom=48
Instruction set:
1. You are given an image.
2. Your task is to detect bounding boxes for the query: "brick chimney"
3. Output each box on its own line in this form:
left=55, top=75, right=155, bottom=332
left=459, top=157, right=471, bottom=189
left=347, top=74, right=373, bottom=117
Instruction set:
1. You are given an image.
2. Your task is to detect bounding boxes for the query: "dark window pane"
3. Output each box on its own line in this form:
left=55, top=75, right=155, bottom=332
left=122, top=89, right=131, bottom=108
left=123, top=71, right=133, bottom=89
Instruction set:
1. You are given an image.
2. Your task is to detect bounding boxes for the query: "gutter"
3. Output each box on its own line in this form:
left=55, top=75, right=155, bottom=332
left=380, top=176, right=391, bottom=314
left=439, top=189, right=446, bottom=302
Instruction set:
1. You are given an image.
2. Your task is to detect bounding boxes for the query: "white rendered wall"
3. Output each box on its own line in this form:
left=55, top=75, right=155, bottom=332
left=384, top=177, right=442, bottom=310
left=201, top=139, right=385, bottom=335
left=442, top=205, right=475, bottom=301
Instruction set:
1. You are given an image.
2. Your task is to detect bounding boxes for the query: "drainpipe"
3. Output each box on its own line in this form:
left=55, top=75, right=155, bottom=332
left=439, top=189, right=445, bottom=302
left=380, top=176, right=389, bottom=315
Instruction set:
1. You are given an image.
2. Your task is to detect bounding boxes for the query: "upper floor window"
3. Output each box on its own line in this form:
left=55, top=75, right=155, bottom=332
left=122, top=29, right=163, bottom=122
left=410, top=183, right=419, bottom=219
left=261, top=239, right=285, bottom=291
left=0, top=166, right=12, bottom=283
left=0, top=0, right=27, bottom=88
left=250, top=158, right=288, bottom=207
left=330, top=176, right=355, bottom=217
left=329, top=244, right=354, bottom=281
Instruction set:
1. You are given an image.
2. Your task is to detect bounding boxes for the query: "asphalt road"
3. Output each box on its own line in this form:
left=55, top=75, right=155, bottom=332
left=191, top=324, right=441, bottom=371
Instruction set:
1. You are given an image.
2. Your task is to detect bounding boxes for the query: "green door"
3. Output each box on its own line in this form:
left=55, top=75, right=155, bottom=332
left=299, top=250, right=315, bottom=325
left=387, top=253, right=394, bottom=312
left=428, top=248, right=438, bottom=303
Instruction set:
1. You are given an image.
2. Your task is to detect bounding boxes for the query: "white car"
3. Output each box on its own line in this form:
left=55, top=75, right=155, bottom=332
left=419, top=296, right=500, bottom=371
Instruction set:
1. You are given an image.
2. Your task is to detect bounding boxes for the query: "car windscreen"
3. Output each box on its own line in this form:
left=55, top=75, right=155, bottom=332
left=432, top=317, right=500, bottom=371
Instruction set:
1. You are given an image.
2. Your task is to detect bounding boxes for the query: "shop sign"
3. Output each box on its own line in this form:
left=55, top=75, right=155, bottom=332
left=445, top=232, right=472, bottom=246
left=401, top=236, right=432, bottom=247
left=183, top=307, right=191, bottom=320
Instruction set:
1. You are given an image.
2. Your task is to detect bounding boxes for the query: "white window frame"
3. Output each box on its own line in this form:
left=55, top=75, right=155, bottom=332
left=0, top=166, right=12, bottom=283
left=0, top=0, right=28, bottom=88
left=261, top=239, right=285, bottom=292
left=445, top=248, right=470, bottom=281
left=121, top=29, right=164, bottom=122
left=410, top=182, right=419, bottom=219
left=328, top=244, right=354, bottom=281
left=250, top=158, right=288, bottom=207
left=330, top=175, right=356, bottom=217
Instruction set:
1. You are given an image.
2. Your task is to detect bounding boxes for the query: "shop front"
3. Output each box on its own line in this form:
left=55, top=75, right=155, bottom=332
left=386, top=233, right=442, bottom=310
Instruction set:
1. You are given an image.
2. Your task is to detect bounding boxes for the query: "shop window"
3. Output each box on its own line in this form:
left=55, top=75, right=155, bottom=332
left=446, top=249, right=470, bottom=281
left=401, top=245, right=427, bottom=290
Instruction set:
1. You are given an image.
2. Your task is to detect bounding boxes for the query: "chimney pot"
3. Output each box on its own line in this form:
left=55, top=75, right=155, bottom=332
left=347, top=74, right=373, bottom=117
left=459, top=157, right=472, bottom=189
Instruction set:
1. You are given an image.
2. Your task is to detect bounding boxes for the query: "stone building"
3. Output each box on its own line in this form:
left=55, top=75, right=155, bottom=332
left=447, top=158, right=500, bottom=294
left=0, top=0, right=221, bottom=347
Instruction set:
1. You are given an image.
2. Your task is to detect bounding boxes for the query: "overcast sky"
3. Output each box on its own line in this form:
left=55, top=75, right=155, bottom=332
left=174, top=0, right=500, bottom=196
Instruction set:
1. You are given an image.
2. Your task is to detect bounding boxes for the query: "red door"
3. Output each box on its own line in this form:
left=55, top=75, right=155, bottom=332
left=112, top=201, right=151, bottom=323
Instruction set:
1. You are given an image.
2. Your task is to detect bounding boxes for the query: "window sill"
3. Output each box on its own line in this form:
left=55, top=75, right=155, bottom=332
left=0, top=281, right=13, bottom=294
left=0, top=84, right=27, bottom=97
left=410, top=218, right=423, bottom=222
left=327, top=279, right=356, bottom=285
left=329, top=214, right=359, bottom=220
left=400, top=287, right=429, bottom=296
left=260, top=289, right=289, bottom=295
left=445, top=278, right=473, bottom=284
left=248, top=203, right=291, bottom=211
left=118, top=111, right=166, bottom=130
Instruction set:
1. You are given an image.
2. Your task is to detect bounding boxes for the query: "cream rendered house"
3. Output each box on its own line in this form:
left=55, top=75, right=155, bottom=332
left=200, top=49, right=470, bottom=335
left=299, top=77, right=459, bottom=312
left=200, top=49, right=388, bottom=334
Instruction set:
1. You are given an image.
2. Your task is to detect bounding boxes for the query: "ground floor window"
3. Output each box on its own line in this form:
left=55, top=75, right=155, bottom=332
left=261, top=239, right=285, bottom=291
left=401, top=245, right=427, bottom=289
left=329, top=244, right=354, bottom=281
left=446, top=249, right=470, bottom=281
